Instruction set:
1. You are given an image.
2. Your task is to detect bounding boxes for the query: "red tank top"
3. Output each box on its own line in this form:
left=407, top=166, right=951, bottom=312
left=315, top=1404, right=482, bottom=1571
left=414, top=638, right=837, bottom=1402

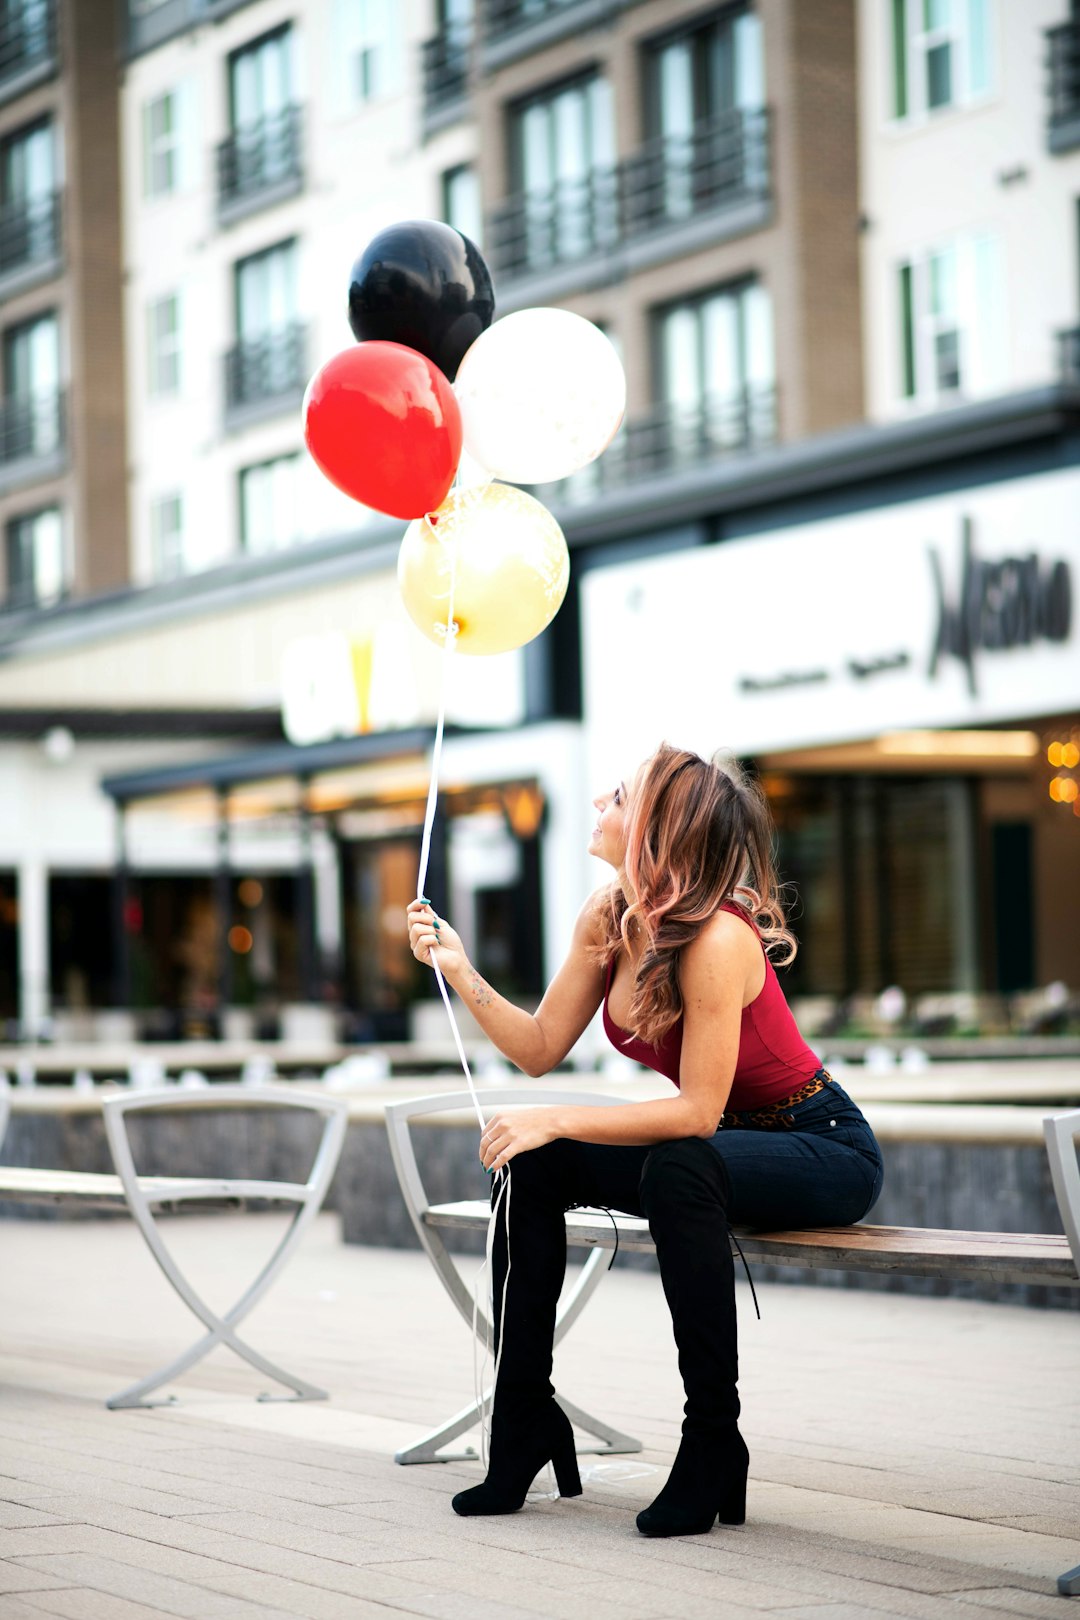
left=602, top=903, right=820, bottom=1109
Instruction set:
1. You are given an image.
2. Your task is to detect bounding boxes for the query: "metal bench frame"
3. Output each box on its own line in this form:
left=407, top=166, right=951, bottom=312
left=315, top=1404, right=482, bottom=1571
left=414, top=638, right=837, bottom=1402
left=0, top=1080, right=348, bottom=1410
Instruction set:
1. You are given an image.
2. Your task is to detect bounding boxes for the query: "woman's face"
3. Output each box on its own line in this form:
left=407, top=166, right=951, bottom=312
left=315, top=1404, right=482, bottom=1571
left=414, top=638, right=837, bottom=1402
left=589, top=779, right=628, bottom=868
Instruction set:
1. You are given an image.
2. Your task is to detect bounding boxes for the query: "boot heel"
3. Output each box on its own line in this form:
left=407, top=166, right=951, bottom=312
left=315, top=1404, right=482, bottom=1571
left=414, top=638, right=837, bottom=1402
left=716, top=1477, right=746, bottom=1526
left=551, top=1436, right=582, bottom=1499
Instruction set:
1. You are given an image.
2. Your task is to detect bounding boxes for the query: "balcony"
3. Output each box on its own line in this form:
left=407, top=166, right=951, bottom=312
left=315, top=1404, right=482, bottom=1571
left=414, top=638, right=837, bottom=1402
left=216, top=105, right=303, bottom=226
left=127, top=0, right=259, bottom=58
left=0, top=386, right=65, bottom=492
left=1047, top=19, right=1080, bottom=152
left=480, top=0, right=627, bottom=70
left=488, top=109, right=771, bottom=299
left=0, top=188, right=61, bottom=297
left=421, top=20, right=472, bottom=131
left=224, top=323, right=308, bottom=428
left=530, top=386, right=778, bottom=507
left=0, top=0, right=57, bottom=104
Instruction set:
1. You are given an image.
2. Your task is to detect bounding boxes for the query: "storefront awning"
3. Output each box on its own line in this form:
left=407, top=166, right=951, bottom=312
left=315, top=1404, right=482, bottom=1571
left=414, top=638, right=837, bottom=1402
left=101, top=725, right=449, bottom=805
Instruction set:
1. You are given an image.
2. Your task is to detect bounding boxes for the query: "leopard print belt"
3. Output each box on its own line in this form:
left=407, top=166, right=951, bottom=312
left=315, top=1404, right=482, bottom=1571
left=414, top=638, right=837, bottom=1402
left=720, top=1071, right=832, bottom=1131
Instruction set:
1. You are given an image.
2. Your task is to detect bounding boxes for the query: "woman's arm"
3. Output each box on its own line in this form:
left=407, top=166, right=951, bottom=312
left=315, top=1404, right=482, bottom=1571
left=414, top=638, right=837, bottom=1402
left=477, top=910, right=757, bottom=1171
left=406, top=891, right=609, bottom=1077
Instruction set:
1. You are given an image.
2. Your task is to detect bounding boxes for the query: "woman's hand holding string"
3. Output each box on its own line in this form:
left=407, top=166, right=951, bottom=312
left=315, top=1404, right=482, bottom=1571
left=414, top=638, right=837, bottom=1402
left=406, top=898, right=466, bottom=977
left=479, top=1107, right=560, bottom=1172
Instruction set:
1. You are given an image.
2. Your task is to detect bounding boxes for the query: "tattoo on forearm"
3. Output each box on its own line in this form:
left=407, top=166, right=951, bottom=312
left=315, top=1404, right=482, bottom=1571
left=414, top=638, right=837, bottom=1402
left=469, top=970, right=495, bottom=1008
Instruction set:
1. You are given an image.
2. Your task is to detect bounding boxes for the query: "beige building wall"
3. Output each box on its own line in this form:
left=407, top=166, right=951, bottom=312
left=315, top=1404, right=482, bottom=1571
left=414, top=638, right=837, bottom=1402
left=472, top=0, right=863, bottom=441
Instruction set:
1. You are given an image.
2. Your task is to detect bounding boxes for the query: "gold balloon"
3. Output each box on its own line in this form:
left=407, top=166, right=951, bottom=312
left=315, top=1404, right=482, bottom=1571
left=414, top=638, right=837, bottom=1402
left=397, top=482, right=570, bottom=656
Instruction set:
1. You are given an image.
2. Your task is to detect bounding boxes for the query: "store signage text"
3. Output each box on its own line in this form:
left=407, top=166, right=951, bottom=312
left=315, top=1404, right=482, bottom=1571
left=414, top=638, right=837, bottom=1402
left=928, top=516, right=1072, bottom=696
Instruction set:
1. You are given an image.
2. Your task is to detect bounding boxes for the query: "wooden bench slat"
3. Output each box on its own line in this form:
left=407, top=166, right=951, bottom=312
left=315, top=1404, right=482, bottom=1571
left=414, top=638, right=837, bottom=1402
left=423, top=1201, right=1079, bottom=1286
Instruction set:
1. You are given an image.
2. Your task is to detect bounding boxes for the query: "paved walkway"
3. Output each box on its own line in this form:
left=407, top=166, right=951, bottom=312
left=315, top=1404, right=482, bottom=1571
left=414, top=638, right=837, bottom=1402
left=0, top=1213, right=1076, bottom=1619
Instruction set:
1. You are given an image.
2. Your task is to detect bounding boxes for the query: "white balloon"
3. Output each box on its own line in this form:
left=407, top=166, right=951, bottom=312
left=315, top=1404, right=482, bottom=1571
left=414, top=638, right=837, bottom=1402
left=454, top=308, right=626, bottom=486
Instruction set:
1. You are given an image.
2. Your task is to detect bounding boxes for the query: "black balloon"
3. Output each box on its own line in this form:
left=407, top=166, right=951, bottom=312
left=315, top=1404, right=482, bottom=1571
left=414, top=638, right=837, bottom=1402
left=347, top=219, right=495, bottom=383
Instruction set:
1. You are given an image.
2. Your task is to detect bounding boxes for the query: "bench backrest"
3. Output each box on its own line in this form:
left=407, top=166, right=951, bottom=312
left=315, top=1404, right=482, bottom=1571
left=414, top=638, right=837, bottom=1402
left=1044, top=1109, right=1080, bottom=1273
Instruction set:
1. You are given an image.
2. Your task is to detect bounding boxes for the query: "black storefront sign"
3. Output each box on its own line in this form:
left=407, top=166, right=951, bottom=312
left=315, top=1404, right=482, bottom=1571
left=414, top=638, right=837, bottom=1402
left=928, top=516, right=1072, bottom=697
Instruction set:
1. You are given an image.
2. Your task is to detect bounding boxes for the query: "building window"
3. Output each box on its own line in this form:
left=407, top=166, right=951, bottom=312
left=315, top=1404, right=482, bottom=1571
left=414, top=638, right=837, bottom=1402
left=230, top=26, right=293, bottom=134
left=442, top=164, right=481, bottom=245
left=509, top=73, right=615, bottom=268
left=898, top=235, right=1000, bottom=403
left=0, top=117, right=57, bottom=272
left=220, top=24, right=301, bottom=211
left=150, top=493, right=183, bottom=580
left=228, top=240, right=302, bottom=408
left=336, top=0, right=400, bottom=103
left=3, top=310, right=60, bottom=459
left=147, top=293, right=180, bottom=397
left=5, top=506, right=64, bottom=610
left=890, top=0, right=992, bottom=122
left=240, top=453, right=300, bottom=554
left=653, top=280, right=775, bottom=457
left=143, top=90, right=178, bottom=198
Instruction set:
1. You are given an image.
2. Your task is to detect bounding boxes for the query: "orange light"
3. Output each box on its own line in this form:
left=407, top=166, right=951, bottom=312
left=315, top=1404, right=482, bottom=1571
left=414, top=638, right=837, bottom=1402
left=1048, top=741, right=1063, bottom=766
left=237, top=879, right=263, bottom=908
left=228, top=925, right=253, bottom=954
left=1063, top=743, right=1080, bottom=770
left=1050, top=777, right=1063, bottom=801
left=1063, top=779, right=1080, bottom=804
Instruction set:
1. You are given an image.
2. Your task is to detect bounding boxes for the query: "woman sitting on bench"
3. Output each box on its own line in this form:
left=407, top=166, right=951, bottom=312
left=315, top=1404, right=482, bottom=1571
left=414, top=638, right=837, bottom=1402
left=406, top=742, right=884, bottom=1537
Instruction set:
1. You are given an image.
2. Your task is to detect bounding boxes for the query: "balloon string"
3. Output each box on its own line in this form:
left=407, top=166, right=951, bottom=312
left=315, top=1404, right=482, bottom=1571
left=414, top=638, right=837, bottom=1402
left=415, top=550, right=486, bottom=1137
left=414, top=520, right=511, bottom=1470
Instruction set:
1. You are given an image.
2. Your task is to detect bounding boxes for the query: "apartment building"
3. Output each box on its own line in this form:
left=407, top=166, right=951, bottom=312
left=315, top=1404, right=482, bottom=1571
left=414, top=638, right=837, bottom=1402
left=0, top=0, right=1076, bottom=1048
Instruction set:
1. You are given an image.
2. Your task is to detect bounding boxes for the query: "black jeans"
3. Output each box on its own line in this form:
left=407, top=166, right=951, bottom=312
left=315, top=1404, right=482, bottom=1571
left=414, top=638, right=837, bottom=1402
left=487, top=1079, right=882, bottom=1443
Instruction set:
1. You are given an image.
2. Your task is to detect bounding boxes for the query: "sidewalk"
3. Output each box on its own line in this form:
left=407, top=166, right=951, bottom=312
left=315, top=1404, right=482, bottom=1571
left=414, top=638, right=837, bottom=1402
left=0, top=1213, right=1076, bottom=1619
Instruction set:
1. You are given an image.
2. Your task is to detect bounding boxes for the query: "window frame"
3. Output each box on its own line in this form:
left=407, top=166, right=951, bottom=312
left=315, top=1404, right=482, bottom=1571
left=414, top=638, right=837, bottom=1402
left=142, top=89, right=178, bottom=198
left=238, top=452, right=302, bottom=555
left=146, top=291, right=181, bottom=398
left=5, top=504, right=65, bottom=610
left=150, top=491, right=184, bottom=581
left=887, top=0, right=994, bottom=127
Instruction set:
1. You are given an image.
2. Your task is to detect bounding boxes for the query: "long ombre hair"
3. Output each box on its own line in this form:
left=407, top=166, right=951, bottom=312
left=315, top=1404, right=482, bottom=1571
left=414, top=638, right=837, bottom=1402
left=591, top=743, right=796, bottom=1046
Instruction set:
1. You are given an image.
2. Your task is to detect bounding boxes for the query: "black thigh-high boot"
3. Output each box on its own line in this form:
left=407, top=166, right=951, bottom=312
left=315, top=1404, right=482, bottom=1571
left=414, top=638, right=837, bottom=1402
left=451, top=1143, right=582, bottom=1516
left=635, top=1138, right=748, bottom=1537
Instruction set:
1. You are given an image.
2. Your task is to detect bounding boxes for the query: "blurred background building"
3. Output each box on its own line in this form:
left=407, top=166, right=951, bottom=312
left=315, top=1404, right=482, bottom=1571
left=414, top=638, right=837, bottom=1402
left=0, top=0, right=1075, bottom=1049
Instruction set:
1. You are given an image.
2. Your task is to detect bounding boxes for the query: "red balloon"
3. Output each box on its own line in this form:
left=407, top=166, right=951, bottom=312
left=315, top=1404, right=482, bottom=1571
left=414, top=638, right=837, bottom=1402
left=302, top=341, right=462, bottom=520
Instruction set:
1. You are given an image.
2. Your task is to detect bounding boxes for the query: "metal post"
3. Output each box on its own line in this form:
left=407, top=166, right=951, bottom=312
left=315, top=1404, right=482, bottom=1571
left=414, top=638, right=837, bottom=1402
left=297, top=780, right=317, bottom=1003
left=216, top=790, right=233, bottom=1015
left=112, top=802, right=132, bottom=1012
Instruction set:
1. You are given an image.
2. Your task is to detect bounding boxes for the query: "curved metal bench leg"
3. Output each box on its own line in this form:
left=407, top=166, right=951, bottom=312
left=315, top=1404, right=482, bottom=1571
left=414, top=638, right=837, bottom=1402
left=103, top=1093, right=347, bottom=1410
left=106, top=1207, right=328, bottom=1409
left=395, top=1222, right=643, bottom=1463
left=394, top=1386, right=644, bottom=1467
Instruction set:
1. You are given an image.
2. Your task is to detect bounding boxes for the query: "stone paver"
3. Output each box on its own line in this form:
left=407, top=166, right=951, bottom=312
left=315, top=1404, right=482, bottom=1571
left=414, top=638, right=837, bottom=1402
left=0, top=1213, right=1076, bottom=1619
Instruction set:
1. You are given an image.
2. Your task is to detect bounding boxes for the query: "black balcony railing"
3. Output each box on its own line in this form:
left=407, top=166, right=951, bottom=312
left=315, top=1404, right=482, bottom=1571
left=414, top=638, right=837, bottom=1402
left=224, top=323, right=307, bottom=416
left=1058, top=325, right=1080, bottom=383
left=489, top=166, right=619, bottom=277
left=0, top=386, right=64, bottom=467
left=421, top=19, right=471, bottom=115
left=489, top=108, right=770, bottom=280
left=621, top=109, right=769, bottom=234
left=0, top=0, right=56, bottom=92
left=482, top=0, right=576, bottom=41
left=0, top=189, right=60, bottom=280
left=530, top=386, right=777, bottom=506
left=1048, top=19, right=1080, bottom=147
left=217, top=104, right=303, bottom=218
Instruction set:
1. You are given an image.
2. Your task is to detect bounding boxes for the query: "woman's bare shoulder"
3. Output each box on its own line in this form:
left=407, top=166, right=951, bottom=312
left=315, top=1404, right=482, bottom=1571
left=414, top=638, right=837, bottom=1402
left=682, top=908, right=760, bottom=977
left=575, top=884, right=617, bottom=943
